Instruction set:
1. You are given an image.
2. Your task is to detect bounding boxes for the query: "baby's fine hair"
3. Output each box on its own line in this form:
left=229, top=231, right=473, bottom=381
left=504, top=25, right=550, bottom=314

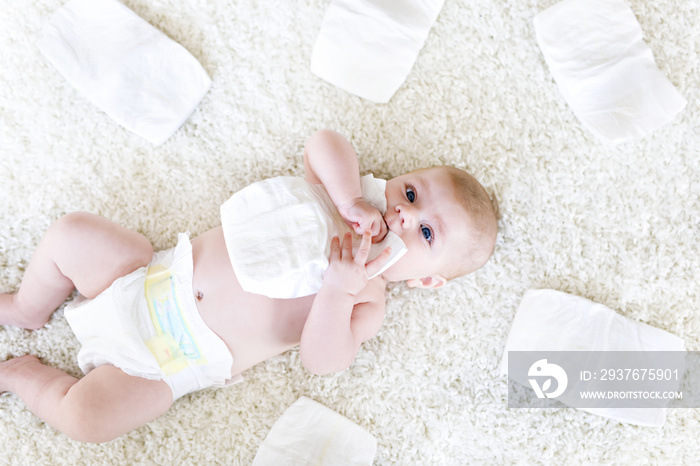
left=441, top=166, right=499, bottom=279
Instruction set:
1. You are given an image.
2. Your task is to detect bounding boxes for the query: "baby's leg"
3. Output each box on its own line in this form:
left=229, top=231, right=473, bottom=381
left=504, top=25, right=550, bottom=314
left=0, top=212, right=153, bottom=329
left=0, top=356, right=172, bottom=443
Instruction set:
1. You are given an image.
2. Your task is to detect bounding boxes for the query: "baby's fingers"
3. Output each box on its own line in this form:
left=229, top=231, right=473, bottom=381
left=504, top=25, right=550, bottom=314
left=365, top=246, right=392, bottom=277
left=354, top=230, right=372, bottom=265
left=329, top=235, right=341, bottom=261
left=352, top=223, right=365, bottom=236
left=341, top=232, right=354, bottom=259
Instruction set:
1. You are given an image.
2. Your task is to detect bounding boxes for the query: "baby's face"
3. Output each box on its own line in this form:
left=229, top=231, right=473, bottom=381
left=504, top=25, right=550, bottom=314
left=381, top=167, right=472, bottom=285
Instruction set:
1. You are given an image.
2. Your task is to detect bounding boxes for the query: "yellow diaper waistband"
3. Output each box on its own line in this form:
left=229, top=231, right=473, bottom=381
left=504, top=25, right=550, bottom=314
left=144, top=264, right=207, bottom=375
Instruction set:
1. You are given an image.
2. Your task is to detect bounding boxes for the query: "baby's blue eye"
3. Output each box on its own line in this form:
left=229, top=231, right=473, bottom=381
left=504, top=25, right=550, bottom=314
left=406, top=187, right=416, bottom=202
left=421, top=225, right=433, bottom=243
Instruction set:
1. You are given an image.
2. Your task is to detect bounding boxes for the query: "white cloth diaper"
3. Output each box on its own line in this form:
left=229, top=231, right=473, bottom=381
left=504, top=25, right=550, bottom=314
left=220, top=174, right=407, bottom=299
left=501, top=289, right=685, bottom=427
left=252, top=397, right=377, bottom=466
left=534, top=0, right=686, bottom=144
left=311, top=0, right=445, bottom=103
left=38, top=0, right=211, bottom=145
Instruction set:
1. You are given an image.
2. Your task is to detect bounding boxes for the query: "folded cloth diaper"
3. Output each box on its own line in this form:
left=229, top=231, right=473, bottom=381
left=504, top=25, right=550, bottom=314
left=252, top=397, right=377, bottom=466
left=37, top=0, right=211, bottom=145
left=533, top=0, right=686, bottom=144
left=221, top=174, right=407, bottom=299
left=311, top=0, right=445, bottom=103
left=500, top=289, right=685, bottom=427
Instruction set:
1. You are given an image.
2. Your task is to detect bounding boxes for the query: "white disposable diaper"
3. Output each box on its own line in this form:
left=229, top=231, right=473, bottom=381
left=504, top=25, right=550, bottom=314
left=500, top=289, right=685, bottom=427
left=533, top=0, right=686, bottom=144
left=220, top=174, right=407, bottom=299
left=64, top=234, right=237, bottom=401
left=38, top=0, right=211, bottom=145
left=311, top=0, right=445, bottom=103
left=252, top=397, right=377, bottom=466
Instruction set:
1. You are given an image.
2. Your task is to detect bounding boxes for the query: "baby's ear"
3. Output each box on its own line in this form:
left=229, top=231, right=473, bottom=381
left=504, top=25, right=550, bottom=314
left=406, top=275, right=447, bottom=289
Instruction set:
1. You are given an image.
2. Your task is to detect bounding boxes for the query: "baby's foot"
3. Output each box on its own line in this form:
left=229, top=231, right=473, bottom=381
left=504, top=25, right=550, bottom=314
left=0, top=355, right=41, bottom=393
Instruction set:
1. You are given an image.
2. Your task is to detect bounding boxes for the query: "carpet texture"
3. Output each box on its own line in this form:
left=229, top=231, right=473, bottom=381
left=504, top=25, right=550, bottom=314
left=1, top=0, right=699, bottom=464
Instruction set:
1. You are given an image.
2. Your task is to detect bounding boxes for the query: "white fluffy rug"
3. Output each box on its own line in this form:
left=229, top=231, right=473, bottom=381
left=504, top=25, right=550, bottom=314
left=1, top=0, right=699, bottom=464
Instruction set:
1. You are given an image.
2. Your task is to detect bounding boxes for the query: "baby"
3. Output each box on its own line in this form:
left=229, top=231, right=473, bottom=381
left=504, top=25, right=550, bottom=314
left=0, top=129, right=498, bottom=443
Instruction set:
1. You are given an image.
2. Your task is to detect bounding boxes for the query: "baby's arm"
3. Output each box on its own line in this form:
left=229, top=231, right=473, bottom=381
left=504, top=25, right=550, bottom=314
left=299, top=231, right=390, bottom=375
left=304, top=129, right=387, bottom=242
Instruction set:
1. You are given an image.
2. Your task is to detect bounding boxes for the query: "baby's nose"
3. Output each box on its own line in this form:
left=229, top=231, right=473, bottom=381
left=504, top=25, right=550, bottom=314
left=396, top=204, right=415, bottom=229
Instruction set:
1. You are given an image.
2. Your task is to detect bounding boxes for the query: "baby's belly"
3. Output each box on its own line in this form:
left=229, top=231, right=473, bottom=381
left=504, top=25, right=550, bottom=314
left=189, top=226, right=316, bottom=375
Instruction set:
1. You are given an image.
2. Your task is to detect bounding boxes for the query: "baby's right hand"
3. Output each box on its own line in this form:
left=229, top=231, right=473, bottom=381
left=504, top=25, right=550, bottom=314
left=338, top=197, right=388, bottom=243
left=323, top=231, right=391, bottom=296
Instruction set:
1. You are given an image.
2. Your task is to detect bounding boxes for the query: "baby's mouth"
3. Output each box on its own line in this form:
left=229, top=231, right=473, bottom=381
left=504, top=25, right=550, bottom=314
left=383, top=213, right=397, bottom=234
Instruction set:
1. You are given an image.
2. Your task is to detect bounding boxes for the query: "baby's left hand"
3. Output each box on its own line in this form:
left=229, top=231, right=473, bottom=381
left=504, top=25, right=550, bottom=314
left=323, top=231, right=391, bottom=296
left=338, top=198, right=388, bottom=243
